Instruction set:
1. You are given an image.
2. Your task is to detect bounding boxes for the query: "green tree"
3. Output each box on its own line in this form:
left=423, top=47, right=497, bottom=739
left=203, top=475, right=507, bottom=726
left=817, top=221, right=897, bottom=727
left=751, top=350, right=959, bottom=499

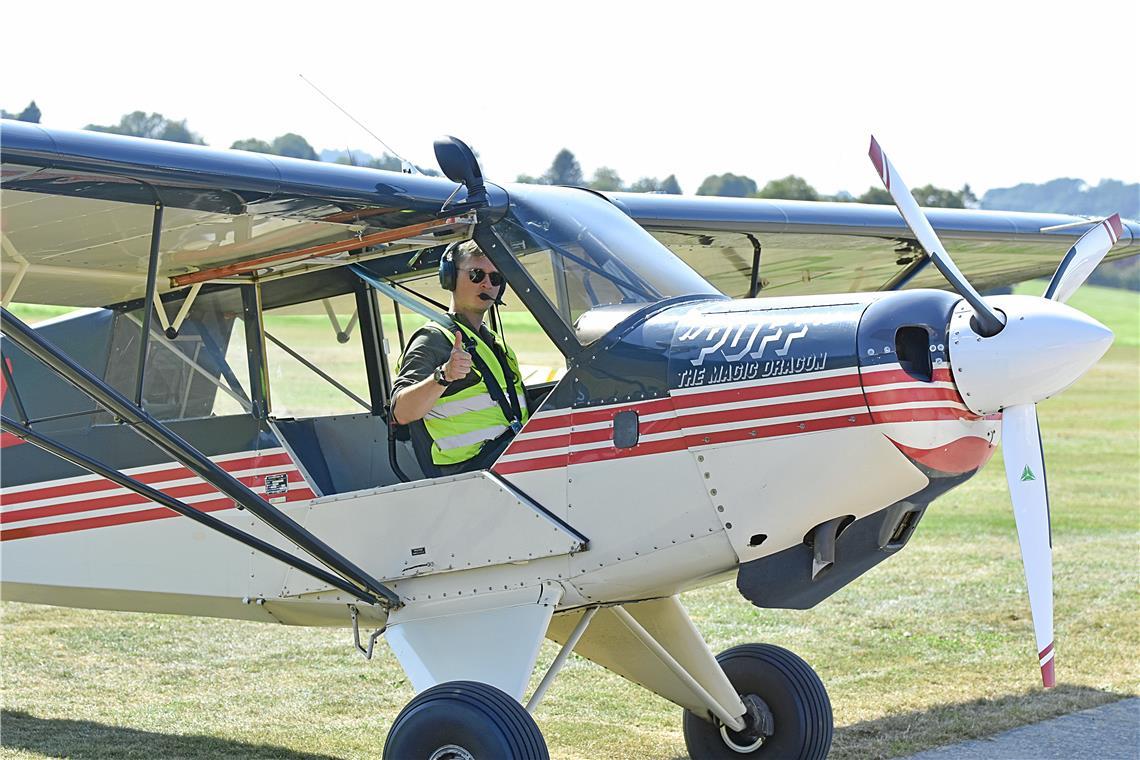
left=856, top=183, right=976, bottom=208
left=3, top=101, right=41, bottom=122
left=855, top=187, right=894, bottom=204
left=230, top=138, right=273, bottom=154
left=85, top=111, right=204, bottom=144
left=18, top=101, right=42, bottom=123
left=755, top=175, right=819, bottom=201
left=542, top=149, right=584, bottom=186
left=270, top=133, right=318, bottom=161
left=629, top=177, right=662, bottom=193
left=910, top=183, right=977, bottom=208
left=368, top=154, right=403, bottom=171
left=589, top=166, right=624, bottom=191
left=696, top=173, right=757, bottom=197
left=515, top=174, right=540, bottom=184
left=659, top=175, right=683, bottom=195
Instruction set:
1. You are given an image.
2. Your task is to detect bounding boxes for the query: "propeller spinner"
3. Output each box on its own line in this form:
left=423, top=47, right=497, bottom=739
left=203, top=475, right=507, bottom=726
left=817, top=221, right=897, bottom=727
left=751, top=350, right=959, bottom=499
left=868, top=137, right=1117, bottom=687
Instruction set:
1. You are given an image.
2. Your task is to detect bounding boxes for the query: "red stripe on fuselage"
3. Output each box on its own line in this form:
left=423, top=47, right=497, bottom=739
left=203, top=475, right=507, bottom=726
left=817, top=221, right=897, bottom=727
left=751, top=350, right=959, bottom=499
left=497, top=366, right=976, bottom=475
left=860, top=367, right=954, bottom=386
left=0, top=452, right=295, bottom=506
left=864, top=387, right=964, bottom=405
left=1, top=462, right=302, bottom=524
left=0, top=487, right=317, bottom=541
left=872, top=407, right=980, bottom=424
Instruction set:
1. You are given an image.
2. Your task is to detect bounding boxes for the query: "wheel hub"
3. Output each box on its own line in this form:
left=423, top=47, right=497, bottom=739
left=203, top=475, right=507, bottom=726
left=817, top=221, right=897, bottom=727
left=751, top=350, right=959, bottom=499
left=428, top=745, right=475, bottom=760
left=720, top=693, right=774, bottom=753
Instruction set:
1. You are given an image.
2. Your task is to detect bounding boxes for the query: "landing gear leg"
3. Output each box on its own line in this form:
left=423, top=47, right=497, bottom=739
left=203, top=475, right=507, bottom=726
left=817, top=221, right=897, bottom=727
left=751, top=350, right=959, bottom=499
left=682, top=644, right=833, bottom=759
left=383, top=680, right=549, bottom=760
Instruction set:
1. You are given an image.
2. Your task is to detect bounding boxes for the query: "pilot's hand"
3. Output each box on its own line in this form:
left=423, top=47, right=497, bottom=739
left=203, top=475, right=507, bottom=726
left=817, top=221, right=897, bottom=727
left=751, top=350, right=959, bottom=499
left=443, top=331, right=472, bottom=382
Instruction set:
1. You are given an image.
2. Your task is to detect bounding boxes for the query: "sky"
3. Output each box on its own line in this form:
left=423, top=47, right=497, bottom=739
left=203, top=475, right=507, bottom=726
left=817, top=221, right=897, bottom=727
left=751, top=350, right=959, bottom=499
left=3, top=1, right=1137, bottom=198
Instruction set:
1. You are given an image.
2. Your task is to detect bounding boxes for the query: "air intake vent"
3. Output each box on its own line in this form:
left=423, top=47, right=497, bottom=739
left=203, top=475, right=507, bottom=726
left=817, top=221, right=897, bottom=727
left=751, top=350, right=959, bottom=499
left=895, top=326, right=933, bottom=382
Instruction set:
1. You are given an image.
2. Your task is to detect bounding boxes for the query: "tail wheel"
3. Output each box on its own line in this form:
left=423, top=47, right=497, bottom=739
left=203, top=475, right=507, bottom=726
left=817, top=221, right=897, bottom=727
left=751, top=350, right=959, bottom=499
left=383, top=680, right=549, bottom=760
left=683, top=643, right=833, bottom=759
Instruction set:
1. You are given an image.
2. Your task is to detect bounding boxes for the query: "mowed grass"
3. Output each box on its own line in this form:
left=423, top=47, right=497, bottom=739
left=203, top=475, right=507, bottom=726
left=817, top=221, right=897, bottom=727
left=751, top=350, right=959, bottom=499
left=2, top=284, right=1138, bottom=759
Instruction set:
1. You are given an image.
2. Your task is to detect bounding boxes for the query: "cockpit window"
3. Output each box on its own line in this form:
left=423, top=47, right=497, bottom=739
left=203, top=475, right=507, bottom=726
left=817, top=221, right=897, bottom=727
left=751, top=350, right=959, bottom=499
left=493, top=185, right=722, bottom=334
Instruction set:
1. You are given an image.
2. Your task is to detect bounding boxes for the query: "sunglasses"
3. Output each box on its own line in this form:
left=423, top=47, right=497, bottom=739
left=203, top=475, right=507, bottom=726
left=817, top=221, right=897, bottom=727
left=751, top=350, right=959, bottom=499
left=459, top=267, right=504, bottom=287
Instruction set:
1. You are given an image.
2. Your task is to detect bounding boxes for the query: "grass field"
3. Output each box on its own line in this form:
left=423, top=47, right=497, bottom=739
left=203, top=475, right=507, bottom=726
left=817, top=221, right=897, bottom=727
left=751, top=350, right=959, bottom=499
left=2, top=284, right=1137, bottom=758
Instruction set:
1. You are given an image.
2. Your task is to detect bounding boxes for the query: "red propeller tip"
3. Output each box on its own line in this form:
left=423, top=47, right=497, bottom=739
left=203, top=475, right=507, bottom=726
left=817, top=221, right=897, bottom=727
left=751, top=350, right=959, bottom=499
left=1106, top=213, right=1123, bottom=240
left=868, top=137, right=887, bottom=185
left=1039, top=641, right=1056, bottom=688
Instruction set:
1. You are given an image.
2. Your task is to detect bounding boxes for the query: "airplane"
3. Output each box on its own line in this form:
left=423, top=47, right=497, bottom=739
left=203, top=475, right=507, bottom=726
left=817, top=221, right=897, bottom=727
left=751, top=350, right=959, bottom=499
left=1, top=117, right=1135, bottom=759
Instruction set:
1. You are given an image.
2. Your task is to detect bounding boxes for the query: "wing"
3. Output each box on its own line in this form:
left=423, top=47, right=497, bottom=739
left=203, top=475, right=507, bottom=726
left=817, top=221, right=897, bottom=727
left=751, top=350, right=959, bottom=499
left=1, top=120, right=487, bottom=309
left=610, top=192, right=1140, bottom=298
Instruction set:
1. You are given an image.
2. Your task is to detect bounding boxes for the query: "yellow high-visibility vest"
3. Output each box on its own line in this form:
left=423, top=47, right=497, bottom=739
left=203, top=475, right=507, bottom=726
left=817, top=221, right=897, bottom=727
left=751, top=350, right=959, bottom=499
left=404, top=321, right=529, bottom=467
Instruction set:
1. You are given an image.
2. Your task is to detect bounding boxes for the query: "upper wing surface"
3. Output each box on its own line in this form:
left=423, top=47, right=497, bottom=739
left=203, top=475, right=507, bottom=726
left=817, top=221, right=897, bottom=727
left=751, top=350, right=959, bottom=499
left=610, top=193, right=1140, bottom=297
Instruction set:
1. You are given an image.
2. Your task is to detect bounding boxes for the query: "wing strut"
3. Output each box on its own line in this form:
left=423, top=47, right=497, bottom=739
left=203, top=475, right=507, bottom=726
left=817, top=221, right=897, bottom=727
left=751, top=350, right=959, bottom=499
left=0, top=307, right=401, bottom=609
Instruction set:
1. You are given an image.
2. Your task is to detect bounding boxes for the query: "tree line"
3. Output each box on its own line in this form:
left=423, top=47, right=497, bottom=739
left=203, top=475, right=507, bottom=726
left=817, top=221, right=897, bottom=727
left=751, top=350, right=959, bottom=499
left=0, top=103, right=980, bottom=206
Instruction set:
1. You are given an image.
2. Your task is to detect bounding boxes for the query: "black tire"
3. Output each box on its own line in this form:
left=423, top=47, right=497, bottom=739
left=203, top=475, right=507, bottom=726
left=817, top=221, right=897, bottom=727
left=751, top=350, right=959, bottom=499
left=383, top=680, right=549, bottom=760
left=683, top=643, right=832, bottom=759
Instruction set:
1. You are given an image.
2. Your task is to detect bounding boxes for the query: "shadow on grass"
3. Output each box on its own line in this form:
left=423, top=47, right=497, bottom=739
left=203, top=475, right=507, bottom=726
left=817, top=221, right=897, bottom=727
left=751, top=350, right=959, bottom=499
left=0, top=710, right=346, bottom=760
left=830, top=684, right=1129, bottom=760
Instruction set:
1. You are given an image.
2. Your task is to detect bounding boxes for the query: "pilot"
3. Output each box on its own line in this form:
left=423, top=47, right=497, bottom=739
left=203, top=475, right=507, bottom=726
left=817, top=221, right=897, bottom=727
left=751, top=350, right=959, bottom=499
left=391, top=240, right=529, bottom=475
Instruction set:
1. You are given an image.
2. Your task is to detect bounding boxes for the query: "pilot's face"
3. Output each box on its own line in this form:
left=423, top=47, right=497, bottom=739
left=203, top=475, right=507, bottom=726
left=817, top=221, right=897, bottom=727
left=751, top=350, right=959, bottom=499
left=452, top=254, right=502, bottom=315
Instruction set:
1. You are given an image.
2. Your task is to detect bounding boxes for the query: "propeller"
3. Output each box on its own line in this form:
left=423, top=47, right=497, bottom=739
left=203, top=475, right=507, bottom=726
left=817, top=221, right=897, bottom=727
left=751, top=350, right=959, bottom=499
left=869, top=136, right=1005, bottom=336
left=868, top=136, right=1117, bottom=687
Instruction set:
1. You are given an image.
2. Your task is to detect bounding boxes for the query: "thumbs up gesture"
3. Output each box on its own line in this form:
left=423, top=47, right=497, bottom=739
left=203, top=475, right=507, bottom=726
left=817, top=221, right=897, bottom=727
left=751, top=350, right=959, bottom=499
left=442, top=330, right=472, bottom=383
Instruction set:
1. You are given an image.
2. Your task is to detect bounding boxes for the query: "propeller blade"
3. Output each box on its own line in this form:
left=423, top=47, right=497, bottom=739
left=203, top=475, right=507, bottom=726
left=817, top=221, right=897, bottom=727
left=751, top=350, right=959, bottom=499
left=1001, top=403, right=1056, bottom=687
left=868, top=136, right=1004, bottom=336
left=1043, top=214, right=1123, bottom=303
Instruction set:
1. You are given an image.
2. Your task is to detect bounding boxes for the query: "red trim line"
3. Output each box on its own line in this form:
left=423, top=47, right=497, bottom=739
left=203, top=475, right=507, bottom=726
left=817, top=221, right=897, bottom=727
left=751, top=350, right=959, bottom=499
left=860, top=367, right=954, bottom=386
left=872, top=407, right=982, bottom=424
left=865, top=387, right=963, bottom=405
left=512, top=370, right=861, bottom=444
left=497, top=412, right=874, bottom=475
left=1, top=487, right=317, bottom=541
left=1, top=453, right=295, bottom=506
left=671, top=372, right=861, bottom=411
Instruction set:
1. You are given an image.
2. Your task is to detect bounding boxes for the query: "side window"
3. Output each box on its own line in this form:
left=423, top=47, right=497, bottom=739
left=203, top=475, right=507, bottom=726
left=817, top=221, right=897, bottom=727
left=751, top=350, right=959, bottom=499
left=102, top=289, right=251, bottom=422
left=262, top=293, right=372, bottom=419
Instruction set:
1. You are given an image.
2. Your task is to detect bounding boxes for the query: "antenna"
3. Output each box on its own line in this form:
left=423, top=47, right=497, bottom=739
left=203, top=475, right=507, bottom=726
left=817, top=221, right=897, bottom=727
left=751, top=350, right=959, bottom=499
left=298, top=73, right=420, bottom=174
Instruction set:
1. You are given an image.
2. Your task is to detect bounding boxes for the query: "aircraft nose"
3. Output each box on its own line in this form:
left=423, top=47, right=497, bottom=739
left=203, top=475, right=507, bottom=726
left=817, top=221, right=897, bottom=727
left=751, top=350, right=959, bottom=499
left=948, top=295, right=1113, bottom=415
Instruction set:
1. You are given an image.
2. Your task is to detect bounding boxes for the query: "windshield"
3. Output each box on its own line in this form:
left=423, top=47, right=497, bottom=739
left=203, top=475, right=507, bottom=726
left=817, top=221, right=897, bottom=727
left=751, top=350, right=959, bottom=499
left=493, top=185, right=722, bottom=334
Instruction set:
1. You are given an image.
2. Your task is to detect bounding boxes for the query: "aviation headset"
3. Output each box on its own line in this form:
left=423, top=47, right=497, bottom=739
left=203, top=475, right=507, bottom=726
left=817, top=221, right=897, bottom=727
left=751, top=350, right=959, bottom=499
left=438, top=241, right=461, bottom=291
left=439, top=241, right=506, bottom=303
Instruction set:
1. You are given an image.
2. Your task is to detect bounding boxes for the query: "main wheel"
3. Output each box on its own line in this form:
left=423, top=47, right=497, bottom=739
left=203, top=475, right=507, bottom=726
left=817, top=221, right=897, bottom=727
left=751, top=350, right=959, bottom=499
left=383, top=680, right=549, bottom=760
left=682, top=643, right=832, bottom=759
